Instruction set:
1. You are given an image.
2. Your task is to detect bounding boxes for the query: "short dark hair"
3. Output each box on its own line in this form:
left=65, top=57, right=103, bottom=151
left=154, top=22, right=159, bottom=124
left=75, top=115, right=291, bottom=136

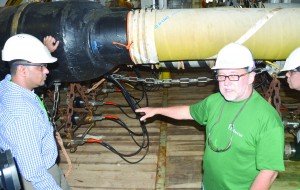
left=8, top=60, right=29, bottom=75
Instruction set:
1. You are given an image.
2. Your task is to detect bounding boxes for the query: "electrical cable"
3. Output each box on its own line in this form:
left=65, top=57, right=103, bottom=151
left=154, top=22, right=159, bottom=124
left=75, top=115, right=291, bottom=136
left=110, top=66, right=150, bottom=119
left=98, top=73, right=150, bottom=163
left=86, top=117, right=149, bottom=164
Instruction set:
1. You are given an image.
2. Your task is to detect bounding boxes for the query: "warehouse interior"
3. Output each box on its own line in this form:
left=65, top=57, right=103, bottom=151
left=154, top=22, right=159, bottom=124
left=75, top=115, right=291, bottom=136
left=0, top=0, right=300, bottom=189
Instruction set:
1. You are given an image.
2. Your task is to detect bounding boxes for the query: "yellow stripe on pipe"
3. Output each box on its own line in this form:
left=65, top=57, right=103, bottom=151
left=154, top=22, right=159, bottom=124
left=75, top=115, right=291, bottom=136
left=5, top=0, right=23, bottom=6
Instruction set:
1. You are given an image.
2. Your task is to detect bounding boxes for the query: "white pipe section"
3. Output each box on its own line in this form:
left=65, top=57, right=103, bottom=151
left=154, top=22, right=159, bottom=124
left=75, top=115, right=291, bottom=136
left=127, top=8, right=300, bottom=64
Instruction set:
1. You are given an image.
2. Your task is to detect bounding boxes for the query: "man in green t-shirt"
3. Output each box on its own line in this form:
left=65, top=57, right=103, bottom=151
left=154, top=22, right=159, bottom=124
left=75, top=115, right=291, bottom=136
left=136, top=43, right=285, bottom=190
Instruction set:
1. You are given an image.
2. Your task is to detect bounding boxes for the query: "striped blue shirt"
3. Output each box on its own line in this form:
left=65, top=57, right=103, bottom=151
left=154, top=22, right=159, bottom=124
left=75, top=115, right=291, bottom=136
left=0, top=75, right=62, bottom=190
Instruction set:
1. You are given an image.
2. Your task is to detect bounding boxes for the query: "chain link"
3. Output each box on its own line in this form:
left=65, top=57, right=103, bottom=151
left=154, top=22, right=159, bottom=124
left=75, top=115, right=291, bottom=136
left=66, top=83, right=75, bottom=149
left=264, top=76, right=282, bottom=118
left=273, top=78, right=281, bottom=117
left=66, top=83, right=93, bottom=152
left=111, top=74, right=213, bottom=87
left=51, top=83, right=61, bottom=127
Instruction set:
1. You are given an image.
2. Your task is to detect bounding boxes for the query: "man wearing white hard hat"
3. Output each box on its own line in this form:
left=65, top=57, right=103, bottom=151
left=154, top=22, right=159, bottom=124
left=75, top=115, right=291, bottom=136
left=0, top=34, right=71, bottom=190
left=281, top=47, right=300, bottom=91
left=136, top=43, right=285, bottom=190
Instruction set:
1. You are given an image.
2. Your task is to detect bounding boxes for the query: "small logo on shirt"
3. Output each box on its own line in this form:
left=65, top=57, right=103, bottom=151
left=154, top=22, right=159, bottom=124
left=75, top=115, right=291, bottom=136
left=228, top=124, right=243, bottom=138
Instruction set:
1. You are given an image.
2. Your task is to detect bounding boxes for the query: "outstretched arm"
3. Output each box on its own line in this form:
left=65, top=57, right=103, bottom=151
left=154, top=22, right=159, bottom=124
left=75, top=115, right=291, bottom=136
left=250, top=170, right=278, bottom=190
left=43, top=36, right=59, bottom=53
left=135, top=106, right=193, bottom=121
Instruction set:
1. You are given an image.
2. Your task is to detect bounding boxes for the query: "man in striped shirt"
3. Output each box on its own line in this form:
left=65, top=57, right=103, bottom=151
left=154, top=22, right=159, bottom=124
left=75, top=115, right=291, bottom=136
left=0, top=34, right=71, bottom=190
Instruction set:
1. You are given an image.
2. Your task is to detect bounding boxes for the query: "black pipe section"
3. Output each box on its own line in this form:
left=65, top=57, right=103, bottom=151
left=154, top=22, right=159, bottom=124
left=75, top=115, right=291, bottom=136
left=0, top=1, right=132, bottom=84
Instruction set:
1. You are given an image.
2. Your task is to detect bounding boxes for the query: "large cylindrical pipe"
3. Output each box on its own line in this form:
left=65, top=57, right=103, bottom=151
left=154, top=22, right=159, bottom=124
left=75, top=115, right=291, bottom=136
left=0, top=1, right=131, bottom=83
left=128, top=8, right=300, bottom=63
left=1, top=2, right=300, bottom=83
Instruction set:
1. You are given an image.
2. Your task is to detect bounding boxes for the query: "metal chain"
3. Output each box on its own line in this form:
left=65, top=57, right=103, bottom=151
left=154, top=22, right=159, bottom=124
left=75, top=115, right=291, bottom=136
left=111, top=74, right=213, bottom=87
left=51, top=83, right=61, bottom=127
left=75, top=83, right=89, bottom=108
left=66, top=83, right=75, bottom=150
left=66, top=83, right=92, bottom=152
left=264, top=76, right=282, bottom=118
left=273, top=78, right=282, bottom=118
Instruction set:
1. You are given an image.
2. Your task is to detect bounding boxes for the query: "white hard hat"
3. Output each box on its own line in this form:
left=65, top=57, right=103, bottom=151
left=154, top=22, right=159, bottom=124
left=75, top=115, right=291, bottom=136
left=2, top=33, right=57, bottom=63
left=281, top=47, right=300, bottom=72
left=212, top=43, right=255, bottom=72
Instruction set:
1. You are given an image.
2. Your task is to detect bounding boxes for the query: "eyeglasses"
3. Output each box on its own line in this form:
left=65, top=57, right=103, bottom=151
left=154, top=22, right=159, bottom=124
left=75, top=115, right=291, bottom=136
left=293, top=66, right=300, bottom=72
left=287, top=68, right=300, bottom=73
left=14, top=62, right=48, bottom=69
left=215, top=72, right=249, bottom=82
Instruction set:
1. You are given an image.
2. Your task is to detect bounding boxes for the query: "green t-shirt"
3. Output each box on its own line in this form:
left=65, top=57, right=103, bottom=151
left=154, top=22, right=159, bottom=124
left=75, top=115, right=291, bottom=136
left=190, top=90, right=285, bottom=190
